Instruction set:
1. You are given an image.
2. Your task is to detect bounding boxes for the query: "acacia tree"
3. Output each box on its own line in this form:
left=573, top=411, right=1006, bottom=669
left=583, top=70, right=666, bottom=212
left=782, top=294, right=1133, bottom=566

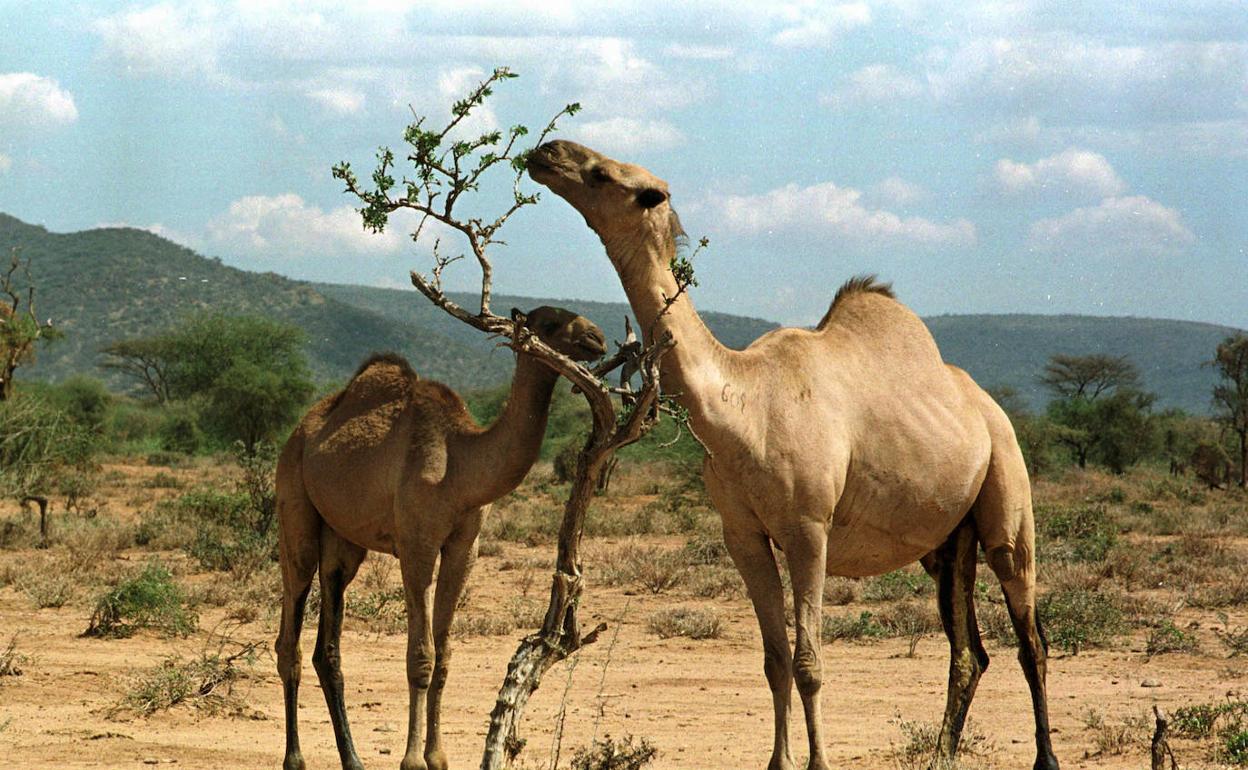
left=1040, top=353, right=1140, bottom=400
left=100, top=335, right=173, bottom=403
left=1042, top=353, right=1156, bottom=472
left=335, top=67, right=689, bottom=768
left=0, top=248, right=59, bottom=401
left=1211, top=333, right=1248, bottom=487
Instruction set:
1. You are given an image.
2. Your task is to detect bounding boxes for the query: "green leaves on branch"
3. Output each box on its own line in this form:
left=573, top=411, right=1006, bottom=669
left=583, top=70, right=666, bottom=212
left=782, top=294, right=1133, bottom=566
left=330, top=66, right=580, bottom=296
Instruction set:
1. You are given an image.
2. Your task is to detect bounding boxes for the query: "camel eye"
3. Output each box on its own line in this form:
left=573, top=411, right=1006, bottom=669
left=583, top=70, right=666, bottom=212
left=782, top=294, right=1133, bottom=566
left=591, top=167, right=611, bottom=184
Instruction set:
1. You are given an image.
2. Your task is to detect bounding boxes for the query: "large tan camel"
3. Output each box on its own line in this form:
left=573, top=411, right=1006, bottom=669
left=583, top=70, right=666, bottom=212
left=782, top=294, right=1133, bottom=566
left=529, top=141, right=1059, bottom=770
left=275, top=306, right=606, bottom=770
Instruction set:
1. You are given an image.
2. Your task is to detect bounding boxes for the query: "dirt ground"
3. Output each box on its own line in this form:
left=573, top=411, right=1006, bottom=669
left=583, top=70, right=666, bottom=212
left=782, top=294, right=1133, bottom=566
left=0, top=461, right=1245, bottom=769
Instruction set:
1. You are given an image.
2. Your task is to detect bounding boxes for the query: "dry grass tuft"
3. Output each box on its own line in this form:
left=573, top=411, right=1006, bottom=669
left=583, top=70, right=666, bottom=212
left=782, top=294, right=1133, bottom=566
left=647, top=606, right=723, bottom=640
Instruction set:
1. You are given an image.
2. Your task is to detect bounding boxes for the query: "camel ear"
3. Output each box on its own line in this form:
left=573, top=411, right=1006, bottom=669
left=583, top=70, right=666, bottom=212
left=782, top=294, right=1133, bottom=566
left=511, top=307, right=526, bottom=325
left=637, top=188, right=667, bottom=209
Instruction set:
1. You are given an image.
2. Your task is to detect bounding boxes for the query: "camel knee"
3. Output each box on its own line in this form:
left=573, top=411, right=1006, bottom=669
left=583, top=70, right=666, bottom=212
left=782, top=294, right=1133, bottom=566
left=986, top=545, right=1017, bottom=583
left=311, top=640, right=341, bottom=675
left=430, top=656, right=451, bottom=691
left=408, top=653, right=435, bottom=690
left=793, top=648, right=822, bottom=697
left=276, top=637, right=301, bottom=681
left=762, top=645, right=792, bottom=692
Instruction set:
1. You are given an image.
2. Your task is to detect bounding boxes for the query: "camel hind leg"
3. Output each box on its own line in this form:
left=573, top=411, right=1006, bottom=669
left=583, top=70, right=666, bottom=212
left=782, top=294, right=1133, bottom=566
left=313, top=524, right=368, bottom=770
left=275, top=440, right=321, bottom=770
left=971, top=417, right=1060, bottom=770
left=920, top=515, right=989, bottom=767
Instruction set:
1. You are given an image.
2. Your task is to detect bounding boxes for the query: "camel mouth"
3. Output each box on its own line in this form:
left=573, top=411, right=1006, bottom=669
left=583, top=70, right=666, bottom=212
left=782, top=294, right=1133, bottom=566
left=572, top=330, right=607, bottom=360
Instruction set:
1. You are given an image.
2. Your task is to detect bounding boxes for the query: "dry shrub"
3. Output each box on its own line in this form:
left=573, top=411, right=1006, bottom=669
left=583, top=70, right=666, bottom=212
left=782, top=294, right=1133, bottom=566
left=686, top=565, right=744, bottom=599
left=16, top=570, right=74, bottom=608
left=112, top=638, right=263, bottom=718
left=451, top=612, right=515, bottom=638
left=569, top=735, right=657, bottom=770
left=823, top=576, right=860, bottom=606
left=0, top=634, right=28, bottom=679
left=887, top=715, right=995, bottom=769
left=596, top=543, right=687, bottom=594
left=1081, top=708, right=1150, bottom=757
left=647, top=606, right=722, bottom=640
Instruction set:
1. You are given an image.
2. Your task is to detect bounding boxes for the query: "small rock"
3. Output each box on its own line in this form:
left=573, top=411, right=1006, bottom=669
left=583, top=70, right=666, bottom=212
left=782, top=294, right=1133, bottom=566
left=1141, top=679, right=1162, bottom=688
left=142, top=760, right=159, bottom=766
left=379, top=748, right=392, bottom=755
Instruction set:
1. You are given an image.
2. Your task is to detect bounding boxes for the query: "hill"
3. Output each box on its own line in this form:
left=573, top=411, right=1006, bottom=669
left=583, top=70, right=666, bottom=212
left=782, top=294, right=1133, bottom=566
left=2, top=214, right=1240, bottom=413
left=0, top=213, right=513, bottom=390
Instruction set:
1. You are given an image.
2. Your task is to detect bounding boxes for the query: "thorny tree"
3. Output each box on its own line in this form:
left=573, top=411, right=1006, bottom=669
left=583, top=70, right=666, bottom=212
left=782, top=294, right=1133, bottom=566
left=1211, top=333, right=1248, bottom=488
left=334, top=67, right=696, bottom=769
left=0, top=248, right=59, bottom=401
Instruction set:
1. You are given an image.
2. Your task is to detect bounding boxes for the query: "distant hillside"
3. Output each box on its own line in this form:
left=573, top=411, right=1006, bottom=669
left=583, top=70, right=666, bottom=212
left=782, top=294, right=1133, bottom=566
left=2, top=213, right=1240, bottom=412
left=0, top=213, right=512, bottom=390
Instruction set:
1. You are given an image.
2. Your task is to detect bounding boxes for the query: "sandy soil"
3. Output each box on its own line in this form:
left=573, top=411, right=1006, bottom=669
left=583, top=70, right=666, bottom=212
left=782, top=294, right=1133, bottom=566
left=0, top=463, right=1244, bottom=769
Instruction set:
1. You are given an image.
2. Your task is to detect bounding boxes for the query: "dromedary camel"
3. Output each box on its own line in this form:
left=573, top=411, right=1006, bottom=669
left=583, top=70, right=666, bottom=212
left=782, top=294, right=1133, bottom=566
left=528, top=140, right=1059, bottom=770
left=275, top=306, right=607, bottom=770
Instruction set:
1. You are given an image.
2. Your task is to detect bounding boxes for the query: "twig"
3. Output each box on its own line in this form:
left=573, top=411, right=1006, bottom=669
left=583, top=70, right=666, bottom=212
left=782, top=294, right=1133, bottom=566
left=591, top=598, right=630, bottom=743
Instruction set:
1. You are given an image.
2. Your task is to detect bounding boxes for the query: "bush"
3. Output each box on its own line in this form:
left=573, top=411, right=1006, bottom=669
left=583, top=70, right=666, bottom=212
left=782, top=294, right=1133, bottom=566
left=53, top=376, right=112, bottom=435
left=115, top=639, right=262, bottom=717
left=0, top=395, right=100, bottom=500
left=85, top=560, right=197, bottom=638
left=159, top=404, right=204, bottom=454
left=1145, top=620, right=1199, bottom=656
left=1039, top=504, right=1118, bottom=562
left=1038, top=588, right=1125, bottom=653
left=822, top=611, right=887, bottom=643
left=647, top=607, right=722, bottom=640
left=570, top=735, right=657, bottom=770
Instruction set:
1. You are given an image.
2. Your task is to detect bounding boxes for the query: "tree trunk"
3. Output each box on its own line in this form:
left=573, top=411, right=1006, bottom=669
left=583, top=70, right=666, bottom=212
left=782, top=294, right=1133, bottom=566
left=479, top=424, right=613, bottom=769
left=1239, top=429, right=1247, bottom=488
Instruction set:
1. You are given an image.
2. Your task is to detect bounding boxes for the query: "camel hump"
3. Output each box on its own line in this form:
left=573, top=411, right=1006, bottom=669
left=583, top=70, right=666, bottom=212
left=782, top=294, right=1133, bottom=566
left=350, top=351, right=418, bottom=382
left=816, top=274, right=896, bottom=329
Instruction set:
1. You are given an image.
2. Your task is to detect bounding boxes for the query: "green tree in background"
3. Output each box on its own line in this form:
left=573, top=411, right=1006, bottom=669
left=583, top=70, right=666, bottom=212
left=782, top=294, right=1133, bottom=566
left=0, top=248, right=60, bottom=401
left=102, top=313, right=313, bottom=452
left=1042, top=353, right=1157, bottom=473
left=1210, top=333, right=1248, bottom=487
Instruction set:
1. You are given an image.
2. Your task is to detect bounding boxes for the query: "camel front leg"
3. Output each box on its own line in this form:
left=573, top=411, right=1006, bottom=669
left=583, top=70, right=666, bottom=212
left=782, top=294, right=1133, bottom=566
left=782, top=522, right=830, bottom=770
left=424, top=509, right=484, bottom=770
left=723, top=524, right=796, bottom=770
left=398, top=543, right=440, bottom=770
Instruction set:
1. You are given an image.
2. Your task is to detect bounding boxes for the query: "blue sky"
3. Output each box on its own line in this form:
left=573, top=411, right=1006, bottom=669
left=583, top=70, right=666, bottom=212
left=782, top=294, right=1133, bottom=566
left=1, top=1, right=1245, bottom=327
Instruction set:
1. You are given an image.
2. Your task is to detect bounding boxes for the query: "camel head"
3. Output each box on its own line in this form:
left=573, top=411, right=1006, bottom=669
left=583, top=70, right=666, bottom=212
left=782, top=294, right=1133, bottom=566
left=512, top=305, right=607, bottom=362
left=528, top=140, right=681, bottom=258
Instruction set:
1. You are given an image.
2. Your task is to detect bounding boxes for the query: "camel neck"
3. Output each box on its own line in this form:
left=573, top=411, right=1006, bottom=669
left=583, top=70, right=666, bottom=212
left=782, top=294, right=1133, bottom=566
left=604, top=230, right=736, bottom=444
left=457, top=355, right=559, bottom=505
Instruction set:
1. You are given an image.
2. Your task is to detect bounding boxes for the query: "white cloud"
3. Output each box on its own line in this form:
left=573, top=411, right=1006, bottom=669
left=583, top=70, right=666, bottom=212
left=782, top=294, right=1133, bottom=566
left=94, top=220, right=200, bottom=249
left=206, top=194, right=415, bottom=260
left=570, top=118, right=684, bottom=154
left=866, top=176, right=928, bottom=207
left=994, top=148, right=1127, bottom=198
left=770, top=2, right=872, bottom=48
left=823, top=64, right=924, bottom=107
left=93, top=4, right=222, bottom=78
left=712, top=181, right=975, bottom=247
left=0, top=154, right=11, bottom=174
left=928, top=37, right=1248, bottom=125
left=0, top=73, right=78, bottom=129
left=1028, top=195, right=1195, bottom=258
left=307, top=88, right=365, bottom=115
left=664, top=43, right=734, bottom=60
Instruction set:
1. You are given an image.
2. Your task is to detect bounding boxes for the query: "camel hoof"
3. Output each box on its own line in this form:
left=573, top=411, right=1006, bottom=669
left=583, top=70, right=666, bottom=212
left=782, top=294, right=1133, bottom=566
left=1033, top=755, right=1060, bottom=770
left=424, top=747, right=449, bottom=770
left=400, top=754, right=428, bottom=770
left=282, top=753, right=307, bottom=770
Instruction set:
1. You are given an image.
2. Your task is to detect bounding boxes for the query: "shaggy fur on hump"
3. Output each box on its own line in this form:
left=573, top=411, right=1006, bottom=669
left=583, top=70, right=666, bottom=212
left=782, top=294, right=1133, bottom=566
left=816, top=275, right=896, bottom=330
left=350, top=351, right=417, bottom=382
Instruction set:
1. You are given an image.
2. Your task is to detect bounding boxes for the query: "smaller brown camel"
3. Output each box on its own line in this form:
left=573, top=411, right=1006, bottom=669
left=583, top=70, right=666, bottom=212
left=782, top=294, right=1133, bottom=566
left=275, top=306, right=606, bottom=770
